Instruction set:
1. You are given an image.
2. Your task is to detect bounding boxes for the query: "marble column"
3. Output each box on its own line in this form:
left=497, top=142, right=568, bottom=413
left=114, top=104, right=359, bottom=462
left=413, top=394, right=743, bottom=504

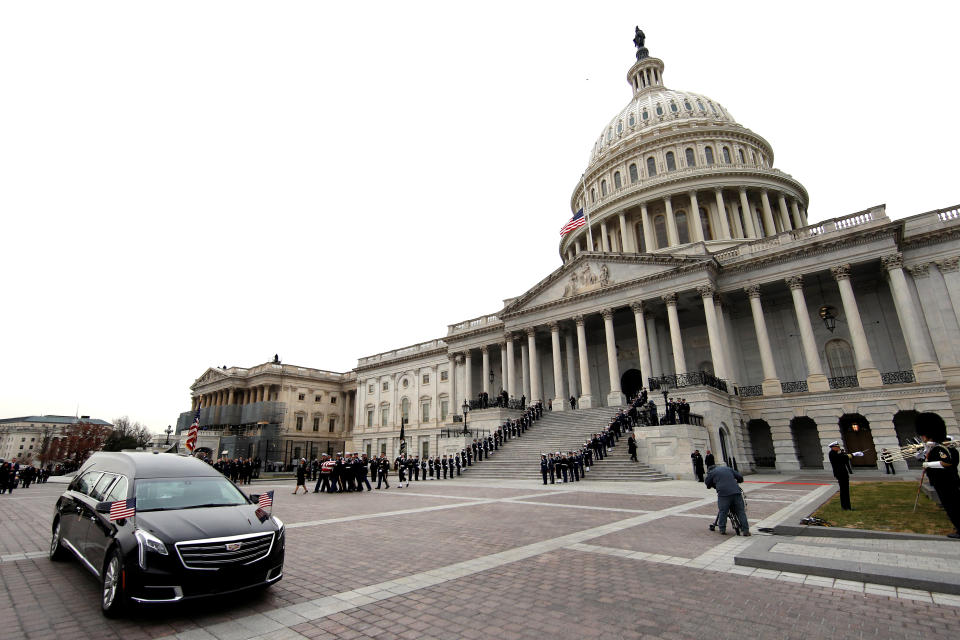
left=786, top=275, right=829, bottom=392
left=631, top=301, right=652, bottom=388
left=505, top=334, right=517, bottom=399
left=464, top=350, right=473, bottom=406
left=688, top=191, right=705, bottom=242
left=602, top=309, right=625, bottom=405
left=777, top=193, right=792, bottom=231
left=790, top=199, right=804, bottom=229
left=831, top=264, right=882, bottom=387
left=698, top=285, right=728, bottom=381
left=481, top=346, right=491, bottom=397
left=739, top=188, right=758, bottom=238
left=520, top=341, right=530, bottom=401
left=745, top=285, right=782, bottom=395
left=882, top=253, right=942, bottom=382
left=564, top=330, right=577, bottom=400
left=575, top=315, right=595, bottom=408
left=227, top=388, right=235, bottom=405
left=760, top=189, right=777, bottom=236
left=526, top=327, right=542, bottom=402
left=937, top=257, right=960, bottom=332
left=550, top=322, right=567, bottom=410
left=664, top=196, right=679, bottom=246
left=646, top=316, right=662, bottom=377
left=715, top=296, right=738, bottom=386
left=600, top=221, right=610, bottom=252
left=640, top=203, right=655, bottom=251
left=662, top=293, right=687, bottom=375
left=618, top=212, right=632, bottom=252
left=500, top=342, right=508, bottom=396
left=713, top=189, right=733, bottom=240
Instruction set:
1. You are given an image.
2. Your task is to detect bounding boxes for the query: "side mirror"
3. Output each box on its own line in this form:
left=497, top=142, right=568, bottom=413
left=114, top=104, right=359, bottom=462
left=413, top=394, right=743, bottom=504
left=96, top=502, right=112, bottom=514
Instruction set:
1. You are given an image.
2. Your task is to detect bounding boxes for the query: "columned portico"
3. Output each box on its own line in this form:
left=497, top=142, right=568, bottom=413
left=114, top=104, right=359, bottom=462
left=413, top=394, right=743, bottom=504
left=831, top=264, right=882, bottom=388
left=602, top=309, right=625, bottom=405
left=481, top=346, right=490, bottom=397
left=500, top=342, right=508, bottom=396
left=746, top=285, right=782, bottom=395
left=505, top=334, right=517, bottom=399
left=464, top=350, right=473, bottom=405
left=883, top=253, right=943, bottom=382
left=786, top=275, right=829, bottom=392
left=574, top=315, right=595, bottom=408
left=564, top=330, right=577, bottom=401
left=520, top=341, right=531, bottom=401
left=662, top=293, right=687, bottom=375
left=550, top=322, right=567, bottom=410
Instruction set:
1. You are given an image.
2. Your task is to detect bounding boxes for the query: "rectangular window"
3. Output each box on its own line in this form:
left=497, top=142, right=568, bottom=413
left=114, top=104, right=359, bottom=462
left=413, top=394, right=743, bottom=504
left=366, top=410, right=374, bottom=428
left=421, top=402, right=430, bottom=422
left=368, top=384, right=375, bottom=394
left=298, top=393, right=305, bottom=401
left=313, top=417, right=320, bottom=431
left=380, top=442, right=387, bottom=456
left=422, top=374, right=430, bottom=384
left=296, top=416, right=303, bottom=431
left=315, top=395, right=322, bottom=402
left=382, top=382, right=389, bottom=392
left=421, top=441, right=429, bottom=458
left=330, top=396, right=336, bottom=404
left=440, top=370, right=448, bottom=381
left=381, top=407, right=389, bottom=427
left=440, top=400, right=449, bottom=420
left=329, top=418, right=336, bottom=432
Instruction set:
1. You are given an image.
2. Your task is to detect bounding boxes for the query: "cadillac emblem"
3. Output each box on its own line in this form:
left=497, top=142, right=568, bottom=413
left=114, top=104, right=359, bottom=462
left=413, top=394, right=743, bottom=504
left=225, top=542, right=242, bottom=551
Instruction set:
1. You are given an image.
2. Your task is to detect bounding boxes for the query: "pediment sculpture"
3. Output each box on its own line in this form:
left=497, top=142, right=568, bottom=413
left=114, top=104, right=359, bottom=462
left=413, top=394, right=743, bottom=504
left=562, top=263, right=612, bottom=298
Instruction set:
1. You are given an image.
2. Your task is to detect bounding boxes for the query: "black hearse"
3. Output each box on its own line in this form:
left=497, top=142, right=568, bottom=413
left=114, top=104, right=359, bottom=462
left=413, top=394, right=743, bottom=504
left=50, top=452, right=284, bottom=616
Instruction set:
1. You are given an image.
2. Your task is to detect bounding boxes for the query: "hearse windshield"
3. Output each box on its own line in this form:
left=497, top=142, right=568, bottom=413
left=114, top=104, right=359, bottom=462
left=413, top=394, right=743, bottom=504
left=135, top=476, right=249, bottom=511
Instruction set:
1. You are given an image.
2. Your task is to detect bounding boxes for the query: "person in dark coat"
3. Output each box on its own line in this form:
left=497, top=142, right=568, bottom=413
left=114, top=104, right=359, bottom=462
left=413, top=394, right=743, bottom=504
left=292, top=459, right=308, bottom=495
left=691, top=450, right=705, bottom=482
left=704, top=450, right=715, bottom=468
left=704, top=464, right=749, bottom=535
left=915, top=413, right=960, bottom=538
left=540, top=455, right=549, bottom=485
left=828, top=441, right=863, bottom=510
left=627, top=434, right=638, bottom=462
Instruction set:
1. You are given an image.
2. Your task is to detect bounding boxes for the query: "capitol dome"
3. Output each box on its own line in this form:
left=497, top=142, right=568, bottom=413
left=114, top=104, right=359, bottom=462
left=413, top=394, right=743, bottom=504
left=560, top=34, right=809, bottom=262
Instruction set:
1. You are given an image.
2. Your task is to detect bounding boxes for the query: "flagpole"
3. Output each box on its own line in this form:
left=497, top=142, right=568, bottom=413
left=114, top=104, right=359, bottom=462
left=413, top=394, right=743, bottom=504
left=581, top=173, right=594, bottom=251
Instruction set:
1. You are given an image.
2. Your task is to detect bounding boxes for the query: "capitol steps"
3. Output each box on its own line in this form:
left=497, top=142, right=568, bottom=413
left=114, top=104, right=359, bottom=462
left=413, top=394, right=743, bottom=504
left=460, top=407, right=672, bottom=482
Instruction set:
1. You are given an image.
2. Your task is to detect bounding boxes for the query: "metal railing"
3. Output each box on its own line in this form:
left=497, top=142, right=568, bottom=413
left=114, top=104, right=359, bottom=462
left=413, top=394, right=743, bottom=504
left=737, top=385, right=763, bottom=397
left=438, top=428, right=490, bottom=439
left=828, top=376, right=859, bottom=390
left=882, top=370, right=916, bottom=385
left=780, top=380, right=808, bottom=394
left=647, top=371, right=728, bottom=393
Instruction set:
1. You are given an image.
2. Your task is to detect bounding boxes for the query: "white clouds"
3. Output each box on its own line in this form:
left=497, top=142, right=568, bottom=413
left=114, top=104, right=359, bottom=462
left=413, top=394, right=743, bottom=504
left=1, top=1, right=957, bottom=430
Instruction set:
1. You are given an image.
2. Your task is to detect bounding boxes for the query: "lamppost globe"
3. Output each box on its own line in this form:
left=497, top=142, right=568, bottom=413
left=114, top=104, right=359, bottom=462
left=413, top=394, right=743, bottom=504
left=462, top=400, right=469, bottom=435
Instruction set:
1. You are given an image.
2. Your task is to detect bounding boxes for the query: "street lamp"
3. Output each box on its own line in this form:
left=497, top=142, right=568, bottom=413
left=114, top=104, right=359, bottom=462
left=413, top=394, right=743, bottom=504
left=461, top=400, right=470, bottom=435
left=164, top=425, right=173, bottom=445
left=662, top=389, right=669, bottom=425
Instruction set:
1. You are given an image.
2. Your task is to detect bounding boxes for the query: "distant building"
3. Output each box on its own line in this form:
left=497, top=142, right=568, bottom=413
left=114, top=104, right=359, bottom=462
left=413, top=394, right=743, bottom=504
left=0, top=415, right=113, bottom=463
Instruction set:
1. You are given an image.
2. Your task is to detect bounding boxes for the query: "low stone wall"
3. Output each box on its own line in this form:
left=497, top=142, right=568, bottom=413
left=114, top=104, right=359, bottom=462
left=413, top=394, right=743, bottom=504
left=634, top=424, right=712, bottom=480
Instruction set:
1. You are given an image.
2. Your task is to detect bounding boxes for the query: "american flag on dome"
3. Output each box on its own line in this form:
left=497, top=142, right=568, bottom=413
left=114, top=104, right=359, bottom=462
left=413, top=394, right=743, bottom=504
left=258, top=490, right=274, bottom=510
left=109, top=498, right=136, bottom=521
left=560, top=209, right=586, bottom=235
left=185, top=408, right=200, bottom=453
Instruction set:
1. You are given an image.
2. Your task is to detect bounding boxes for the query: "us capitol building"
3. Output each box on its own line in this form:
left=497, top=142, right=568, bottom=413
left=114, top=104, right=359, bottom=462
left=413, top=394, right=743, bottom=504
left=179, top=33, right=960, bottom=477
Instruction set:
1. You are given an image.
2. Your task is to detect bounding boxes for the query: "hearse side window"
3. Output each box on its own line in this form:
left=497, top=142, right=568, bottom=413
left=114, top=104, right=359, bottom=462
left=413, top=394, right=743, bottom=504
left=72, top=471, right=103, bottom=495
left=90, top=473, right=117, bottom=501
left=104, top=476, right=128, bottom=503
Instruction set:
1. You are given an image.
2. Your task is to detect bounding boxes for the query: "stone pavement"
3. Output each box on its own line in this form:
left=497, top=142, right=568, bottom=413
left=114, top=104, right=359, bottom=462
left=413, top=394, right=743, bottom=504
left=0, top=473, right=958, bottom=639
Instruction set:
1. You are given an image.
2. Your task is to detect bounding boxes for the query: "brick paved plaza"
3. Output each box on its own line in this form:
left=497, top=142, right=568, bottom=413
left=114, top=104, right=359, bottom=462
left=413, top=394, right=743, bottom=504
left=1, top=477, right=958, bottom=639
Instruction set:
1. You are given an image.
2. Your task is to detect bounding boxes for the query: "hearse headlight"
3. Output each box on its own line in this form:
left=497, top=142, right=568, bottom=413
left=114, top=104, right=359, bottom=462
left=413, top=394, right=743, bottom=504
left=272, top=516, right=285, bottom=539
left=135, top=529, right=168, bottom=569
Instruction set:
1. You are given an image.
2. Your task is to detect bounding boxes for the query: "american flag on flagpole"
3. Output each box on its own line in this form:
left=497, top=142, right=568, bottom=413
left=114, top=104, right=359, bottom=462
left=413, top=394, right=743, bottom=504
left=258, top=490, right=274, bottom=510
left=560, top=209, right=586, bottom=236
left=109, top=498, right=136, bottom=521
left=185, top=408, right=200, bottom=453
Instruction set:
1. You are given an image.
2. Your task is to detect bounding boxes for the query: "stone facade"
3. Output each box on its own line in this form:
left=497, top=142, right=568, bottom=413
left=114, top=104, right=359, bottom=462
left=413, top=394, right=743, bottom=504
left=0, top=415, right=113, bottom=464
left=182, top=39, right=960, bottom=477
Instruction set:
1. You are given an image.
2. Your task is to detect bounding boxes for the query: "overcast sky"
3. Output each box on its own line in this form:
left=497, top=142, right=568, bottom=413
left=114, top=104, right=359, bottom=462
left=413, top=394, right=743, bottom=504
left=2, top=1, right=958, bottom=432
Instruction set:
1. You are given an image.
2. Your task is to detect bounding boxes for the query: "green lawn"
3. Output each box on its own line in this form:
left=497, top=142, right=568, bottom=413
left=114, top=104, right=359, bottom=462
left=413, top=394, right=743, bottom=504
left=812, top=481, right=955, bottom=536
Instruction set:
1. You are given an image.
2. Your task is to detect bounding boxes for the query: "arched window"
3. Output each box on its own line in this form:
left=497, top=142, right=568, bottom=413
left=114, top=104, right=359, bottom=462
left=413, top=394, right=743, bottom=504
left=665, top=151, right=676, bottom=172
left=591, top=188, right=596, bottom=203
left=825, top=339, right=856, bottom=378
left=628, top=113, right=635, bottom=127
left=616, top=121, right=623, bottom=135
left=613, top=171, right=622, bottom=189
left=401, top=397, right=410, bottom=421
left=738, top=149, right=745, bottom=163
left=646, top=157, right=657, bottom=177
left=675, top=209, right=690, bottom=244
left=655, top=104, right=663, bottom=116
left=654, top=214, right=668, bottom=248
left=722, top=147, right=731, bottom=163
left=642, top=109, right=649, bottom=121
left=697, top=99, right=705, bottom=111
left=629, top=163, right=639, bottom=184
left=670, top=101, right=678, bottom=113
left=699, top=207, right=713, bottom=240
left=606, top=129, right=612, bottom=142
left=704, top=146, right=715, bottom=165
left=601, top=180, right=608, bottom=197
left=685, top=148, right=696, bottom=167
left=684, top=100, right=692, bottom=111
left=751, top=151, right=757, bottom=165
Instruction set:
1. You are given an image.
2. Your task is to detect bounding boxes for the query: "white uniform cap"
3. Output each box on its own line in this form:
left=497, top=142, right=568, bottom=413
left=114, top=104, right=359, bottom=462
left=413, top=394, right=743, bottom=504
left=828, top=441, right=840, bottom=448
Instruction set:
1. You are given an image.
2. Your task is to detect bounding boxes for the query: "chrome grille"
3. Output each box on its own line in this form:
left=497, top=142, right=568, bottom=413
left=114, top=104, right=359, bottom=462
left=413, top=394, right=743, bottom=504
left=175, top=532, right=274, bottom=570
